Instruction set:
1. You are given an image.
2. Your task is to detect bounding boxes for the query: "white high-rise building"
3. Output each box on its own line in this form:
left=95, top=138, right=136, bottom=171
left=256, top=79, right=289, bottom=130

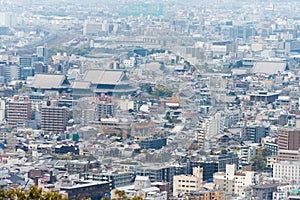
left=205, top=112, right=225, bottom=138
left=201, top=112, right=225, bottom=150
left=0, top=12, right=16, bottom=27
left=0, top=99, right=5, bottom=123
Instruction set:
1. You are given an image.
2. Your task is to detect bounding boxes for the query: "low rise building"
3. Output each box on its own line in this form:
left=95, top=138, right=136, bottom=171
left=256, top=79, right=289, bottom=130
left=173, top=167, right=203, bottom=197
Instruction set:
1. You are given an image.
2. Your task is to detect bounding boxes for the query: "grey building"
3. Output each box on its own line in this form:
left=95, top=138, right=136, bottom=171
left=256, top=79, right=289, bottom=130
left=244, top=123, right=270, bottom=143
left=85, top=171, right=134, bottom=189
left=136, top=164, right=188, bottom=192
left=252, top=183, right=281, bottom=200
left=60, top=181, right=109, bottom=200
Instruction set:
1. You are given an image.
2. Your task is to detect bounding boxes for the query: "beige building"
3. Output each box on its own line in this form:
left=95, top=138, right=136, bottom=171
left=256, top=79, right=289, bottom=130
left=277, top=149, right=300, bottom=162
left=173, top=167, right=203, bottom=197
left=213, top=164, right=257, bottom=196
left=213, top=164, right=235, bottom=195
left=184, top=191, right=223, bottom=200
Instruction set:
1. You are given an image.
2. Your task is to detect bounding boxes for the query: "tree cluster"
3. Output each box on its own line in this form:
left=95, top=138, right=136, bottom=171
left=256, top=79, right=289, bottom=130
left=0, top=186, right=67, bottom=200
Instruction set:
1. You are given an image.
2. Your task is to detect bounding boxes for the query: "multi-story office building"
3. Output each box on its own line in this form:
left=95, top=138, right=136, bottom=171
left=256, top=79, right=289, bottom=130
left=4, top=65, right=20, bottom=83
left=21, top=67, right=35, bottom=80
left=41, top=103, right=68, bottom=132
left=243, top=122, right=270, bottom=143
left=36, top=45, right=47, bottom=62
left=85, top=171, right=134, bottom=189
left=7, top=95, right=31, bottom=127
left=278, top=127, right=300, bottom=150
left=19, top=57, right=33, bottom=68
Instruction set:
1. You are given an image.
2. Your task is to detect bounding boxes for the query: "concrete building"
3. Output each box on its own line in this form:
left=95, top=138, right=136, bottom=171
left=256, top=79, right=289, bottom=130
left=213, top=164, right=235, bottom=196
left=97, top=94, right=114, bottom=119
left=249, top=91, right=279, bottom=103
left=36, top=45, right=47, bottom=62
left=0, top=99, right=5, bottom=123
left=277, top=150, right=300, bottom=162
left=252, top=183, right=281, bottom=200
left=81, top=108, right=97, bottom=126
left=236, top=144, right=257, bottom=166
left=201, top=112, right=225, bottom=150
left=273, top=161, right=300, bottom=183
left=183, top=191, right=223, bottom=200
left=0, top=12, right=16, bottom=27
left=173, top=167, right=203, bottom=197
left=273, top=184, right=300, bottom=200
left=85, top=171, right=134, bottom=189
left=41, top=103, right=68, bottom=132
left=112, top=176, right=168, bottom=200
left=213, top=164, right=257, bottom=196
left=136, top=164, right=187, bottom=192
left=7, top=95, right=31, bottom=127
left=243, top=122, right=270, bottom=143
left=277, top=127, right=300, bottom=150
left=60, top=181, right=110, bottom=200
left=4, top=65, right=20, bottom=83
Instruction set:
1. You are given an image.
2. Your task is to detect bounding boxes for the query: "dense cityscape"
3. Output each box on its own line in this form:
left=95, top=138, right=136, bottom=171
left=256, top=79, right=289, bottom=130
left=0, top=0, right=300, bottom=199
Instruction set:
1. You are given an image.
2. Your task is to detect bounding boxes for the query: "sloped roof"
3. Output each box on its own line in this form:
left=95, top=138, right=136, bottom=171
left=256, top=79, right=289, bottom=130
left=252, top=61, right=287, bottom=75
left=83, top=70, right=125, bottom=85
left=70, top=81, right=91, bottom=89
left=30, top=74, right=67, bottom=89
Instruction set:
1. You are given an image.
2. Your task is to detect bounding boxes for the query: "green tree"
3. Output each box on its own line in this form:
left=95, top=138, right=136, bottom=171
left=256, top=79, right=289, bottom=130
left=234, top=60, right=243, bottom=68
left=250, top=147, right=272, bottom=171
left=14, top=81, right=23, bottom=91
left=0, top=185, right=68, bottom=200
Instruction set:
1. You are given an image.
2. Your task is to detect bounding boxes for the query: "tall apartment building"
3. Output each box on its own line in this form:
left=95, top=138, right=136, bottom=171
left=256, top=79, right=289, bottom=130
left=277, top=127, right=300, bottom=150
left=41, top=102, right=68, bottom=132
left=97, top=94, right=114, bottom=120
left=200, top=112, right=225, bottom=150
left=0, top=99, right=5, bottom=123
left=7, top=96, right=31, bottom=127
left=81, top=108, right=97, bottom=126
